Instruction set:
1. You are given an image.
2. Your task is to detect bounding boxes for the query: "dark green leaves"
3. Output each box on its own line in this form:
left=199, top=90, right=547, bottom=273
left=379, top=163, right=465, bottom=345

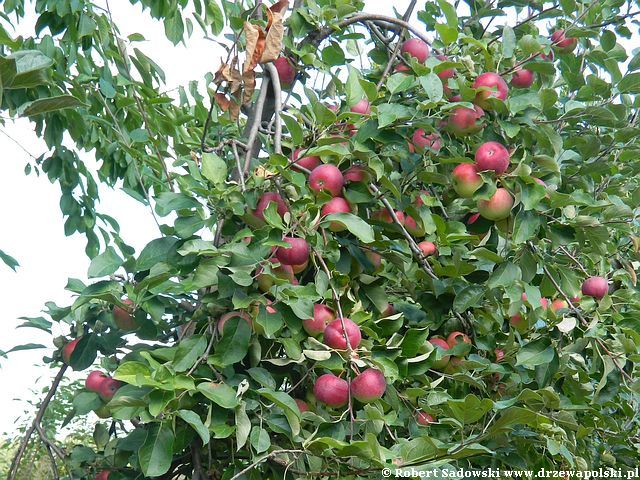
left=88, top=247, right=124, bottom=278
left=516, top=338, right=555, bottom=368
left=20, top=95, right=86, bottom=116
left=197, top=382, right=239, bottom=409
left=210, top=317, right=251, bottom=367
left=201, top=152, right=228, bottom=185
left=138, top=423, right=175, bottom=477
left=488, top=263, right=521, bottom=289
left=0, top=249, right=19, bottom=271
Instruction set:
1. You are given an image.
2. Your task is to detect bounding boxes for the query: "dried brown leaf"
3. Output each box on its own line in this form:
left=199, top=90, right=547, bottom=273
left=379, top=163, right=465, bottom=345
left=214, top=93, right=231, bottom=112
left=261, top=10, right=284, bottom=64
left=270, top=0, right=289, bottom=14
left=244, top=21, right=266, bottom=73
left=242, top=70, right=256, bottom=105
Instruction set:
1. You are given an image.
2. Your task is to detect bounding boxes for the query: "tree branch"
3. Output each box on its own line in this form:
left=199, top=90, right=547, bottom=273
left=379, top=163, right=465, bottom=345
left=8, top=365, right=67, bottom=480
left=264, top=63, right=283, bottom=155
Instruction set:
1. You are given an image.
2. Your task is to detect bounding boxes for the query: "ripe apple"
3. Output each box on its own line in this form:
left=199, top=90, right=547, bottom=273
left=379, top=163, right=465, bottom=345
left=416, top=411, right=435, bottom=426
left=96, top=471, right=111, bottom=480
left=447, top=106, right=485, bottom=136
left=411, top=129, right=442, bottom=153
left=473, top=72, right=508, bottom=108
left=365, top=250, right=382, bottom=271
left=495, top=349, right=505, bottom=363
left=98, top=378, right=122, bottom=402
left=218, top=311, right=252, bottom=334
left=452, top=163, right=483, bottom=197
left=445, top=356, right=464, bottom=374
left=540, top=50, right=555, bottom=61
left=550, top=299, right=568, bottom=312
left=403, top=214, right=423, bottom=236
left=86, top=371, right=109, bottom=393
left=395, top=63, right=411, bottom=73
left=62, top=338, right=80, bottom=364
left=418, top=241, right=437, bottom=257
left=428, top=337, right=450, bottom=369
left=253, top=192, right=289, bottom=222
left=256, top=260, right=297, bottom=292
left=275, top=236, right=310, bottom=266
left=291, top=259, right=308, bottom=274
left=273, top=56, right=296, bottom=87
left=540, top=297, right=550, bottom=309
left=511, top=69, right=535, bottom=88
left=446, top=331, right=471, bottom=348
left=475, top=141, right=510, bottom=175
left=343, top=165, right=368, bottom=183
left=381, top=303, right=394, bottom=316
left=372, top=209, right=404, bottom=225
left=291, top=148, right=320, bottom=172
left=309, top=164, right=344, bottom=197
left=414, top=189, right=430, bottom=207
left=477, top=188, right=514, bottom=221
left=436, top=54, right=456, bottom=80
left=314, top=373, right=349, bottom=407
left=510, top=312, right=524, bottom=329
left=581, top=276, right=608, bottom=300
left=551, top=29, right=577, bottom=54
left=350, top=368, right=386, bottom=403
left=295, top=399, right=309, bottom=412
left=350, top=99, right=371, bottom=115
left=323, top=318, right=362, bottom=349
left=321, top=197, right=352, bottom=232
left=401, top=38, right=430, bottom=63
left=303, top=304, right=335, bottom=336
left=114, top=299, right=138, bottom=331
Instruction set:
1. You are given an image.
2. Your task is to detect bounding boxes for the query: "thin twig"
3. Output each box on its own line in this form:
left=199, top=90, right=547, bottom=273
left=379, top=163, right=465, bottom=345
left=229, top=449, right=304, bottom=480
left=8, top=365, right=67, bottom=480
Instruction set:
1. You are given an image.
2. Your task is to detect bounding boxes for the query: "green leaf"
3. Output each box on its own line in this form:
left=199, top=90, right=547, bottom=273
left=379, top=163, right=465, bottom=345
left=114, top=362, right=152, bottom=386
left=516, top=338, right=555, bottom=368
left=6, top=343, right=46, bottom=353
left=69, top=334, right=98, bottom=371
left=137, top=237, right=179, bottom=271
left=487, top=262, right=521, bottom=289
left=346, top=65, right=365, bottom=106
left=173, top=335, right=207, bottom=372
left=88, top=247, right=123, bottom=278
left=73, top=392, right=102, bottom=415
left=250, top=427, right=271, bottom=453
left=197, top=382, right=240, bottom=409
left=387, top=73, right=414, bottom=94
left=257, top=388, right=301, bottom=436
left=235, top=402, right=251, bottom=450
left=618, top=72, right=640, bottom=93
left=0, top=249, right=19, bottom=271
left=210, top=317, right=251, bottom=367
left=138, top=423, right=175, bottom=477
left=322, top=213, right=375, bottom=243
left=502, top=26, right=516, bottom=58
left=512, top=210, right=541, bottom=244
left=447, top=394, right=493, bottom=424
left=419, top=73, right=444, bottom=102
left=453, top=285, right=485, bottom=312
left=201, top=152, right=228, bottom=185
left=20, top=95, right=86, bottom=116
left=437, top=0, right=458, bottom=27
left=164, top=13, right=185, bottom=45
left=178, top=410, right=210, bottom=445
left=282, top=114, right=303, bottom=145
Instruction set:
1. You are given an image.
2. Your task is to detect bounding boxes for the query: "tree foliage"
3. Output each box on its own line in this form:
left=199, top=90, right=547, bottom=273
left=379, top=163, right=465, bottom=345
left=2, top=0, right=640, bottom=478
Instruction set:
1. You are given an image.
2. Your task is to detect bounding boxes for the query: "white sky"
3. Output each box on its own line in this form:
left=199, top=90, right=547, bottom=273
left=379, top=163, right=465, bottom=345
left=0, top=0, right=422, bottom=436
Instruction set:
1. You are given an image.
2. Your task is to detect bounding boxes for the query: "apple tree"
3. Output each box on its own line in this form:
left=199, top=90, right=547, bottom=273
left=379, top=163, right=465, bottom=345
left=2, top=0, right=640, bottom=478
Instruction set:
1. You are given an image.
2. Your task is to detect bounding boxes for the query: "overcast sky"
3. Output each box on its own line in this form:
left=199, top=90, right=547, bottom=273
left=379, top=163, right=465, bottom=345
left=0, top=0, right=430, bottom=437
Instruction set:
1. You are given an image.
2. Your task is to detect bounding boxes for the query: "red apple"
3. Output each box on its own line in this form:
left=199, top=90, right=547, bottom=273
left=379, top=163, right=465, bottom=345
left=321, top=197, right=352, bottom=232
left=309, top=164, right=344, bottom=196
left=412, top=129, right=442, bottom=153
left=62, top=338, right=80, bottom=364
left=114, top=299, right=138, bottom=331
left=291, top=148, right=321, bottom=172
left=511, top=69, right=535, bottom=88
left=323, top=318, right=362, bottom=350
left=540, top=297, right=550, bottom=310
left=275, top=236, right=310, bottom=266
left=447, top=106, right=485, bottom=136
left=477, top=188, right=514, bottom=221
left=350, top=368, right=386, bottom=403
left=365, top=250, right=382, bottom=271
left=218, top=311, right=252, bottom=334
left=495, top=349, right=505, bottom=363
left=581, top=276, right=608, bottom=300
left=303, top=304, right=335, bottom=336
left=350, top=99, right=371, bottom=115
left=447, top=331, right=471, bottom=348
left=436, top=55, right=456, bottom=81
left=550, top=299, right=568, bottom=312
left=256, top=260, right=297, bottom=292
left=381, top=303, right=395, bottom=316
left=86, top=371, right=109, bottom=393
left=452, top=163, right=483, bottom=197
left=343, top=165, right=368, bottom=183
left=98, top=378, right=122, bottom=402
left=428, top=337, right=450, bottom=369
left=253, top=192, right=289, bottom=222
left=96, top=471, right=111, bottom=480
left=475, top=141, right=510, bottom=175
left=414, top=190, right=431, bottom=207
left=540, top=50, right=555, bottom=61
left=295, top=399, right=309, bottom=412
left=395, top=63, right=411, bottom=73
left=273, top=56, right=296, bottom=87
left=314, top=373, right=349, bottom=407
left=473, top=72, right=509, bottom=108
left=510, top=313, right=525, bottom=329
left=401, top=38, right=430, bottom=63
left=403, top=214, right=423, bottom=236
left=292, top=259, right=308, bottom=274
left=551, top=30, right=577, bottom=54
left=416, top=411, right=435, bottom=426
left=372, top=209, right=404, bottom=225
left=418, top=241, right=437, bottom=257
left=467, top=212, right=481, bottom=225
